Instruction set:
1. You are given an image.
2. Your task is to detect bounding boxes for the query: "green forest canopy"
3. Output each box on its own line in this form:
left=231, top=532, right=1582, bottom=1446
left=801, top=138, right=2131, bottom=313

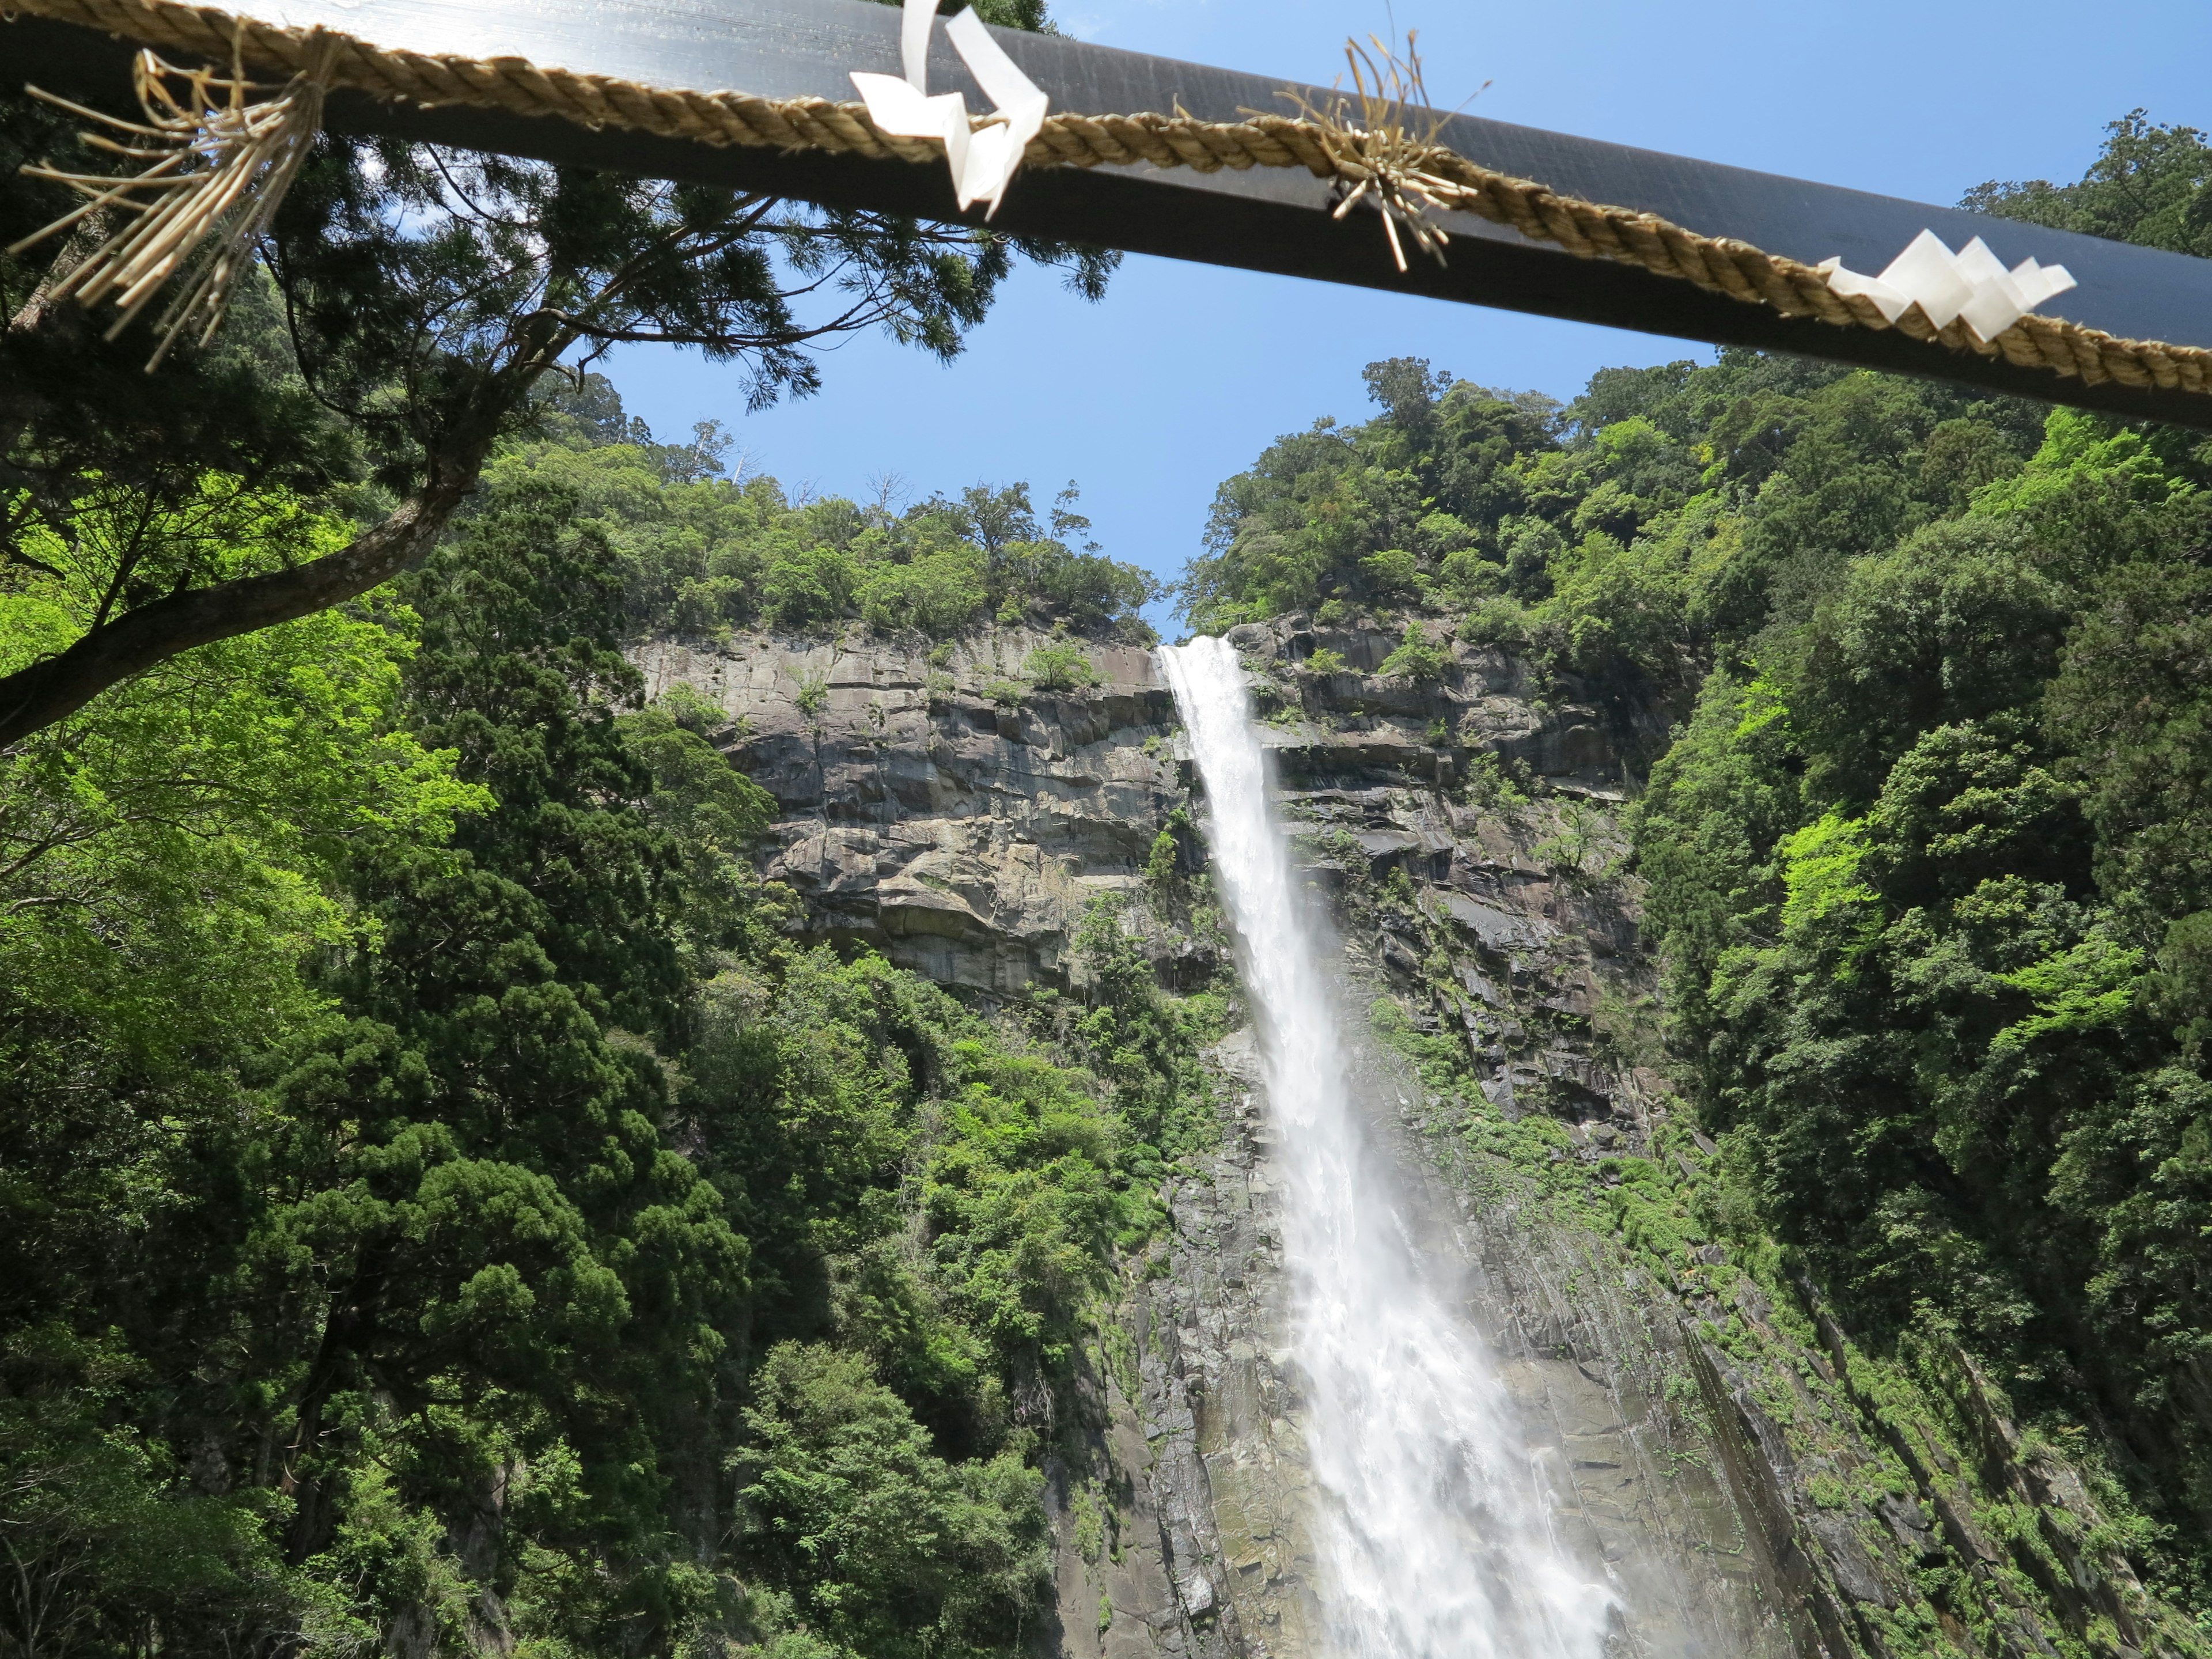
left=1183, top=113, right=2212, bottom=1605
left=514, top=391, right=1157, bottom=642
left=2, top=100, right=2211, bottom=1659
left=0, top=420, right=1220, bottom=1658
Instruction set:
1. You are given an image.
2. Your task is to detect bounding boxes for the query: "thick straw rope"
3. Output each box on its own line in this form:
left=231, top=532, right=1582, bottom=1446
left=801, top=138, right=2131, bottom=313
left=10, top=0, right=2211, bottom=398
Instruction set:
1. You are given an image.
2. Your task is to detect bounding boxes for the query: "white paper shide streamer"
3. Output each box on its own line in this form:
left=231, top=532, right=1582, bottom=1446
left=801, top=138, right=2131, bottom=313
left=850, top=0, right=1047, bottom=215
left=1819, top=229, right=2077, bottom=343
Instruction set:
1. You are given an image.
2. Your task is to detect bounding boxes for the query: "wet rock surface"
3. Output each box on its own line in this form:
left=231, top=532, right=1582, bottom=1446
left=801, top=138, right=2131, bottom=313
left=640, top=615, right=2170, bottom=1659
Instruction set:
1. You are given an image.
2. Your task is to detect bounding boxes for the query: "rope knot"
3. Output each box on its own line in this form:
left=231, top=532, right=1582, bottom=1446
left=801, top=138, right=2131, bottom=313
left=1269, top=34, right=1479, bottom=273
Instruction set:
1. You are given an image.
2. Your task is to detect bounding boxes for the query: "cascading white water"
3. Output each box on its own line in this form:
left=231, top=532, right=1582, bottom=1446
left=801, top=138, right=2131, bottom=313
left=1161, top=636, right=1618, bottom=1659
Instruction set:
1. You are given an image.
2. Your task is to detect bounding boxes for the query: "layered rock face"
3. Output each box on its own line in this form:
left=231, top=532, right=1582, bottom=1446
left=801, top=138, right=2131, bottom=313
left=630, top=614, right=1619, bottom=992
left=639, top=616, right=2181, bottom=1659
left=636, top=627, right=1172, bottom=992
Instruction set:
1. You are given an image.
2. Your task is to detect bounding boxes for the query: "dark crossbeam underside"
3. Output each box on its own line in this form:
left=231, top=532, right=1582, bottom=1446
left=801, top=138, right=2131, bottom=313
left=12, top=0, right=2212, bottom=428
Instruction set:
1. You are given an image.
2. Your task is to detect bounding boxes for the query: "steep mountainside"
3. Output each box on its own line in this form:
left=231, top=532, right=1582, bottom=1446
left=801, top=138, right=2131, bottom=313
left=643, top=609, right=2205, bottom=1659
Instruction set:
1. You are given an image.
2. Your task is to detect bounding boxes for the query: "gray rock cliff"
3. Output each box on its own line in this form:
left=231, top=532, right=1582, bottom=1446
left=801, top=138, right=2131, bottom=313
left=637, top=615, right=2189, bottom=1659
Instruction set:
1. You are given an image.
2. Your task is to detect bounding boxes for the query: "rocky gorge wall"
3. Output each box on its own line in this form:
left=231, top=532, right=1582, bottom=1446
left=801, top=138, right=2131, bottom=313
left=635, top=617, right=2201, bottom=1659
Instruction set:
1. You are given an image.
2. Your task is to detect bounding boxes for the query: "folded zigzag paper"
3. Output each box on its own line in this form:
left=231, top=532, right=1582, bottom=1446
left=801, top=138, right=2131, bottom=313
left=849, top=0, right=1048, bottom=217
left=1819, top=229, right=2076, bottom=343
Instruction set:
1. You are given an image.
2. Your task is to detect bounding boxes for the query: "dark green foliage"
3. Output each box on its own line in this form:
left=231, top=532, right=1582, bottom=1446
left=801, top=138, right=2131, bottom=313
left=1022, top=642, right=1100, bottom=691
left=1077, top=898, right=1215, bottom=1158
left=1785, top=516, right=2075, bottom=804
left=1184, top=361, right=1562, bottom=630
left=0, top=1329, right=298, bottom=1659
left=1631, top=406, right=2212, bottom=1589
left=1378, top=620, right=1449, bottom=681
left=2, top=86, right=357, bottom=536
left=0, top=434, right=1175, bottom=1656
left=1966, top=112, right=2212, bottom=259
left=2045, top=532, right=2212, bottom=925
left=1181, top=346, right=2038, bottom=733
left=733, top=1343, right=1047, bottom=1658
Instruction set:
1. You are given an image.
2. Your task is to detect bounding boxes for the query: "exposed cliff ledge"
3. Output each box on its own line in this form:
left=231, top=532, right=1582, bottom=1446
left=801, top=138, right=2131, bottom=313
left=632, top=613, right=1624, bottom=996
left=638, top=627, right=1171, bottom=992
left=638, top=615, right=2200, bottom=1659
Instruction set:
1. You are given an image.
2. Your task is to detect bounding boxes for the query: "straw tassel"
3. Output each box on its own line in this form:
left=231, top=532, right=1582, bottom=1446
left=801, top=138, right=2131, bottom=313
left=9, top=28, right=338, bottom=368
left=1272, top=35, right=1476, bottom=274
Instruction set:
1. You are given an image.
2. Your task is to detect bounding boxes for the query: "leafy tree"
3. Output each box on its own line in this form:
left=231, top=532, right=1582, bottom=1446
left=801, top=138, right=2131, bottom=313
left=0, top=495, right=483, bottom=1655
left=859, top=545, right=991, bottom=634
left=0, top=22, right=1113, bottom=743
left=0, top=1328, right=295, bottom=1659
left=1783, top=515, right=2075, bottom=804
left=1062, top=895, right=1225, bottom=1164
left=734, top=1343, right=1047, bottom=1659
left=1361, top=355, right=1454, bottom=436
left=764, top=544, right=863, bottom=631
left=2045, top=512, right=2212, bottom=925
left=1967, top=112, right=2212, bottom=257
left=1377, top=620, right=1449, bottom=681
left=1022, top=642, right=1099, bottom=691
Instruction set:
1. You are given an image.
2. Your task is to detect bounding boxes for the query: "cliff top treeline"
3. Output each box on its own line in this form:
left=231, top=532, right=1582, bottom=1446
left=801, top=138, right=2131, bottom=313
left=528, top=381, right=1159, bottom=645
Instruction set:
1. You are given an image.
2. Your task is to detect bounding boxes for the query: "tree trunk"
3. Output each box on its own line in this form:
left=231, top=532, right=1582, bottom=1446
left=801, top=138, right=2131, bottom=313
left=281, top=1264, right=385, bottom=1566
left=0, top=451, right=482, bottom=748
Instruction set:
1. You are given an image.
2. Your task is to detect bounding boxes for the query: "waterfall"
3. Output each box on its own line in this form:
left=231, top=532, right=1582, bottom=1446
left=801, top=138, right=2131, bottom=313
left=1160, top=637, right=1618, bottom=1659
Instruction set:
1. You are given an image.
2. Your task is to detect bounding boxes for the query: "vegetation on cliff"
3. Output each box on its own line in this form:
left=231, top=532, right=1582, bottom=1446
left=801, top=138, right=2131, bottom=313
left=513, top=385, right=1160, bottom=645
left=1192, top=113, right=2212, bottom=1620
left=0, top=433, right=1214, bottom=1657
left=1631, top=391, right=2212, bottom=1605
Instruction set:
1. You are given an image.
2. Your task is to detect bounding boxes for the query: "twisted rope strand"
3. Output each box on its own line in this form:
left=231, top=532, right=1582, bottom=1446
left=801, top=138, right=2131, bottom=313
left=10, top=0, right=2209, bottom=397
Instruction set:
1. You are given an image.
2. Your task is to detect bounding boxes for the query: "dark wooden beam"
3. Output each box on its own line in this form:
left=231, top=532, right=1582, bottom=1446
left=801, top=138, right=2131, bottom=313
left=10, top=0, right=2212, bottom=427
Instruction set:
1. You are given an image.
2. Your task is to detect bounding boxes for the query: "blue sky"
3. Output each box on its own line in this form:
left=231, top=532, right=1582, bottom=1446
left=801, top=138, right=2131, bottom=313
left=603, top=0, right=2210, bottom=615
